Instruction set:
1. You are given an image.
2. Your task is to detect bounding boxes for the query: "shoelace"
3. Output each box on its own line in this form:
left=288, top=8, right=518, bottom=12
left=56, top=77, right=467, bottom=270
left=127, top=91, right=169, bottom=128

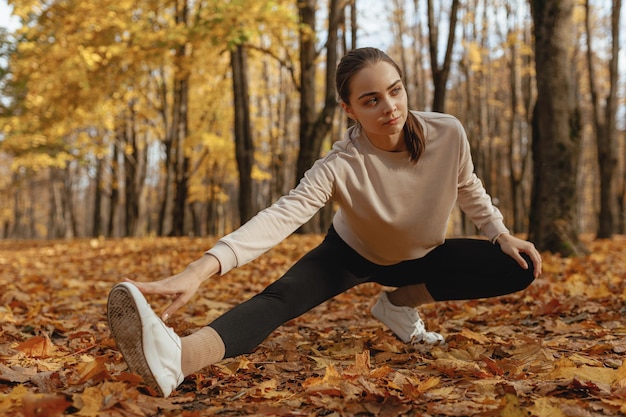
left=407, top=311, right=444, bottom=345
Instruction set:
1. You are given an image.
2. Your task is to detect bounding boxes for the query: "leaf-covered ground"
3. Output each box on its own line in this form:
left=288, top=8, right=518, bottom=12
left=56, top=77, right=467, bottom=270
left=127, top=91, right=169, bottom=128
left=1, top=235, right=626, bottom=416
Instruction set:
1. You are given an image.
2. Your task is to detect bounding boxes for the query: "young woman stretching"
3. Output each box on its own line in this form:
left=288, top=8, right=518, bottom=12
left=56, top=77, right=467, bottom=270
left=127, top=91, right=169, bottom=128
left=107, top=47, right=542, bottom=397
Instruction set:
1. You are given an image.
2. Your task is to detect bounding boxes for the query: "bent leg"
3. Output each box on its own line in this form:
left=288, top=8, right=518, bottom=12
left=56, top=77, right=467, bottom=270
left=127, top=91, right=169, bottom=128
left=209, top=229, right=378, bottom=358
left=377, top=239, right=535, bottom=302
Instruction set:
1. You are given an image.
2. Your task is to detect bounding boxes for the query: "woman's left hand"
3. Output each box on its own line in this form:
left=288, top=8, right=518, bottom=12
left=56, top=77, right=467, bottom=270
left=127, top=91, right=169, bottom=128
left=496, top=233, right=542, bottom=278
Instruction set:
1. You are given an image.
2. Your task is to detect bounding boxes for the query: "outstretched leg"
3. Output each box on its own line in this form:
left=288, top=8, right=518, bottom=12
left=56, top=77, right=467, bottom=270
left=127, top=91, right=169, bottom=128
left=209, top=227, right=378, bottom=358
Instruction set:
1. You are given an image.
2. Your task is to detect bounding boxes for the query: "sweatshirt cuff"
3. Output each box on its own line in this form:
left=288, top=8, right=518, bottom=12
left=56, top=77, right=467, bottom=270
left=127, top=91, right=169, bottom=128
left=205, top=241, right=238, bottom=276
left=480, top=220, right=509, bottom=243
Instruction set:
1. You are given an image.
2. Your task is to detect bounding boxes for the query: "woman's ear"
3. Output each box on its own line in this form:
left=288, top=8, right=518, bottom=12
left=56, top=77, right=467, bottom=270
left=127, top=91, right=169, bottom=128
left=341, top=102, right=356, bottom=121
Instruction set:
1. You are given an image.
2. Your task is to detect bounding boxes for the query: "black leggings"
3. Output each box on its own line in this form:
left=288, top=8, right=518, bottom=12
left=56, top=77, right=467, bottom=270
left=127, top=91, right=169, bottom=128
left=209, top=226, right=535, bottom=357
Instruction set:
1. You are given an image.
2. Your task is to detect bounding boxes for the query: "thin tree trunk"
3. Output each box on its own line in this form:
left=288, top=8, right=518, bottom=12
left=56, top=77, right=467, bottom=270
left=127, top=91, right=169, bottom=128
left=231, top=44, right=255, bottom=224
left=585, top=0, right=621, bottom=238
left=296, top=0, right=341, bottom=233
left=427, top=0, right=460, bottom=112
left=171, top=75, right=190, bottom=236
left=62, top=164, right=77, bottom=239
left=92, top=156, right=104, bottom=237
left=170, top=0, right=190, bottom=237
left=506, top=3, right=530, bottom=234
left=108, top=141, right=120, bottom=237
left=123, top=104, right=139, bottom=236
left=157, top=66, right=172, bottom=236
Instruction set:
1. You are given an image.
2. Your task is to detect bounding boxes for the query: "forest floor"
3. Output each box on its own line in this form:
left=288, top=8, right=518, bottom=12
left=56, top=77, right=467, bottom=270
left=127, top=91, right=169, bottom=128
left=1, top=234, right=626, bottom=417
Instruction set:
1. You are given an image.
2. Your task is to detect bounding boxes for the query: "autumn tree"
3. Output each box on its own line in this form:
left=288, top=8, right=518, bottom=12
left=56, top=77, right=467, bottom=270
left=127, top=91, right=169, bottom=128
left=2, top=0, right=299, bottom=238
left=193, top=0, right=300, bottom=228
left=585, top=0, right=622, bottom=239
left=457, top=0, right=496, bottom=209
left=295, top=0, right=343, bottom=233
left=528, top=0, right=586, bottom=255
left=231, top=44, right=255, bottom=224
left=427, top=0, right=460, bottom=112
left=505, top=3, right=534, bottom=234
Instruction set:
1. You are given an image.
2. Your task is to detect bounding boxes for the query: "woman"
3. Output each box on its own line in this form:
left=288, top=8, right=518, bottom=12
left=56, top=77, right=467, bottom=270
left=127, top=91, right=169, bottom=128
left=107, top=47, right=542, bottom=398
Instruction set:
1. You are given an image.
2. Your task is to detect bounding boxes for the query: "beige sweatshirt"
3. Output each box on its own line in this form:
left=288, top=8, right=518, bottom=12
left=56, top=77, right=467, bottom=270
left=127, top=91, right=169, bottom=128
left=207, top=111, right=508, bottom=275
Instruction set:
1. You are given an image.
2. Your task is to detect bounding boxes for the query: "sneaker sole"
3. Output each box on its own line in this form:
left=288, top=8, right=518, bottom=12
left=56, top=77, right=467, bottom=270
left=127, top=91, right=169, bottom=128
left=107, top=284, right=163, bottom=396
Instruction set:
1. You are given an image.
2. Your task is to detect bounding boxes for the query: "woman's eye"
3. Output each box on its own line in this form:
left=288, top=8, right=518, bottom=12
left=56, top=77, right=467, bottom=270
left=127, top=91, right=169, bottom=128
left=391, top=86, right=402, bottom=95
left=365, top=97, right=378, bottom=105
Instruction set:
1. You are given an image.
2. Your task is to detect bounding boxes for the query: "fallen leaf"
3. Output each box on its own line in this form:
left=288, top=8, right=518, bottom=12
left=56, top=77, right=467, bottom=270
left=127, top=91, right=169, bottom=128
left=22, top=392, right=71, bottom=417
left=15, top=335, right=56, bottom=358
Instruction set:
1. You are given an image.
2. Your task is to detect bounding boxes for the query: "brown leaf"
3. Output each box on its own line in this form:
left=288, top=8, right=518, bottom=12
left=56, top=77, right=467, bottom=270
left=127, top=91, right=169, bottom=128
left=22, top=392, right=71, bottom=417
left=0, top=363, right=35, bottom=383
left=433, top=358, right=490, bottom=378
left=72, top=356, right=110, bottom=385
left=15, top=335, right=56, bottom=358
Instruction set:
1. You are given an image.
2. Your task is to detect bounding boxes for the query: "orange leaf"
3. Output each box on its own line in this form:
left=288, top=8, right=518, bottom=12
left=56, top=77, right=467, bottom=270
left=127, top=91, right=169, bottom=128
left=480, top=354, right=504, bottom=376
left=417, top=376, right=440, bottom=394
left=458, top=328, right=491, bottom=344
left=346, top=350, right=371, bottom=376
left=16, top=335, right=55, bottom=358
left=22, top=392, right=71, bottom=417
left=73, top=356, right=110, bottom=385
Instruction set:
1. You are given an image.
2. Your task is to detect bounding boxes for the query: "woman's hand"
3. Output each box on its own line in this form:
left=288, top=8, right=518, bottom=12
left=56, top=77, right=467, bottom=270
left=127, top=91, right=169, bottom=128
left=496, top=233, right=542, bottom=279
left=126, top=254, right=221, bottom=321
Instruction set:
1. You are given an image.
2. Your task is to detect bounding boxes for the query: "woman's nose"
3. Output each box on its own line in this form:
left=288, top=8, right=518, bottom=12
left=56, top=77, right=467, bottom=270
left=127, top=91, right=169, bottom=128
left=383, top=98, right=397, bottom=114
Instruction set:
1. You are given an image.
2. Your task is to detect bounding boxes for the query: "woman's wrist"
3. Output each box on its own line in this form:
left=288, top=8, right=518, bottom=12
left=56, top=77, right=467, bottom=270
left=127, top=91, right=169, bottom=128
left=491, top=231, right=511, bottom=245
left=187, top=254, right=221, bottom=283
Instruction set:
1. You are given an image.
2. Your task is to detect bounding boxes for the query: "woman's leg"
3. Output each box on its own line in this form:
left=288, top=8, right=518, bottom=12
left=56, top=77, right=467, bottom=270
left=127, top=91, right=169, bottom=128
left=367, top=239, right=534, bottom=344
left=208, top=227, right=380, bottom=358
left=377, top=238, right=535, bottom=301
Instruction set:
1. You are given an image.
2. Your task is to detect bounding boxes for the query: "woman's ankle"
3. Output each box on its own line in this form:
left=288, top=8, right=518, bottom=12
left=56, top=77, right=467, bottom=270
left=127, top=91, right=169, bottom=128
left=181, top=326, right=225, bottom=376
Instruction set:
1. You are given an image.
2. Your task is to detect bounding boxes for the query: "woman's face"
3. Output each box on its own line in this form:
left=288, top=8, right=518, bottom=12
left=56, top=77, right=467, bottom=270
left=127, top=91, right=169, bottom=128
left=341, top=61, right=408, bottom=152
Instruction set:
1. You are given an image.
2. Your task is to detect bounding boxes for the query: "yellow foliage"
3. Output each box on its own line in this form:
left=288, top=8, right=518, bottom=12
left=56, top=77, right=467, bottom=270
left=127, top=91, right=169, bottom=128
left=464, top=41, right=484, bottom=72
left=2, top=0, right=300, bottom=224
left=12, top=151, right=72, bottom=171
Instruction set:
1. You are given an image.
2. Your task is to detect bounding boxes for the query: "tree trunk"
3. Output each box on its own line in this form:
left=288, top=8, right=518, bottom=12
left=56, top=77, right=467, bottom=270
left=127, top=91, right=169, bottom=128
left=506, top=3, right=531, bottom=234
left=617, top=131, right=626, bottom=234
left=157, top=109, right=173, bottom=237
left=170, top=0, right=190, bottom=237
left=585, top=0, right=621, bottom=239
left=108, top=141, right=120, bottom=237
left=427, top=0, right=460, bottom=112
left=391, top=0, right=411, bottom=105
left=528, top=0, right=586, bottom=256
left=171, top=75, right=190, bottom=236
left=92, top=156, right=104, bottom=237
left=58, top=164, right=77, bottom=239
left=296, top=0, right=341, bottom=233
left=123, top=105, right=139, bottom=236
left=155, top=61, right=174, bottom=237
left=231, top=44, right=255, bottom=225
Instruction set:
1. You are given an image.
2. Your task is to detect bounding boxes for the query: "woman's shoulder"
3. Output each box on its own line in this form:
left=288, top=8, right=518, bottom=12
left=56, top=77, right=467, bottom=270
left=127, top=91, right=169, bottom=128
left=307, top=127, right=361, bottom=177
left=411, top=111, right=466, bottom=142
left=326, top=126, right=362, bottom=158
left=411, top=111, right=462, bottom=128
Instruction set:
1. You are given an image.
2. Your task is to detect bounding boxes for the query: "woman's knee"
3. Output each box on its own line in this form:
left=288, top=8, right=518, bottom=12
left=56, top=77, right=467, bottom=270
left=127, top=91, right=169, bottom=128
left=515, top=253, right=536, bottom=291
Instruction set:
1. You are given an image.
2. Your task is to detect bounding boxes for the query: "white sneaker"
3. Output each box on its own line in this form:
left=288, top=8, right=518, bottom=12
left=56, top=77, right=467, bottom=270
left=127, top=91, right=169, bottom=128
left=371, top=291, right=444, bottom=345
left=107, top=282, right=184, bottom=397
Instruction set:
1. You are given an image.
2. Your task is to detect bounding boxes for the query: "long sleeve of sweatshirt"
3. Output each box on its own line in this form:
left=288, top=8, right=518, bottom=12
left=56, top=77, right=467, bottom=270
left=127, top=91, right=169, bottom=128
left=207, top=111, right=508, bottom=275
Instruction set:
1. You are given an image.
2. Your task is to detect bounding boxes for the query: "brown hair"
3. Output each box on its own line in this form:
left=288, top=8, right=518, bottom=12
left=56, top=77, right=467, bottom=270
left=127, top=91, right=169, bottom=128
left=335, top=47, right=425, bottom=163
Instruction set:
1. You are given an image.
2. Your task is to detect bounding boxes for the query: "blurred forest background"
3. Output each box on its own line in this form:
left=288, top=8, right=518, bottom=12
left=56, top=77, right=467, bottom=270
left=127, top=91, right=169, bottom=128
left=0, top=0, right=623, bottom=255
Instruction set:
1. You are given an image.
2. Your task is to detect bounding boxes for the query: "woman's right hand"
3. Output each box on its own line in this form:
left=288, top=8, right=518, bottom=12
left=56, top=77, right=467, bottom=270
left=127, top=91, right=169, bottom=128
left=126, top=254, right=221, bottom=322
